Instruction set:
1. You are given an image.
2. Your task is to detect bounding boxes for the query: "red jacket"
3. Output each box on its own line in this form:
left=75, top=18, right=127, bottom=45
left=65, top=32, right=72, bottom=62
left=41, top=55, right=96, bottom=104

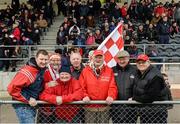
left=13, top=27, right=21, bottom=41
left=154, top=6, right=167, bottom=16
left=7, top=65, right=39, bottom=103
left=79, top=65, right=118, bottom=100
left=39, top=78, right=83, bottom=121
left=121, top=6, right=128, bottom=18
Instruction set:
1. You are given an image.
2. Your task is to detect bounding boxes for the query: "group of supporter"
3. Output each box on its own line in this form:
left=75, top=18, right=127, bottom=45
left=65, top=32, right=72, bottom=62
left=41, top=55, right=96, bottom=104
left=56, top=0, right=180, bottom=60
left=7, top=48, right=172, bottom=123
left=0, top=0, right=56, bottom=71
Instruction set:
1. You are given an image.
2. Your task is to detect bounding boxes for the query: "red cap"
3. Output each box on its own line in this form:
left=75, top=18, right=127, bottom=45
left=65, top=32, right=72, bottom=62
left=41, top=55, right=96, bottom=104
left=93, top=50, right=104, bottom=56
left=136, top=54, right=149, bottom=61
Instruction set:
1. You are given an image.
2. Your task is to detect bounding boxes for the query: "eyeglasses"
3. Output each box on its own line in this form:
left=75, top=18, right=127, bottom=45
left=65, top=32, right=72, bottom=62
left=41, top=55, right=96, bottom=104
left=136, top=61, right=147, bottom=65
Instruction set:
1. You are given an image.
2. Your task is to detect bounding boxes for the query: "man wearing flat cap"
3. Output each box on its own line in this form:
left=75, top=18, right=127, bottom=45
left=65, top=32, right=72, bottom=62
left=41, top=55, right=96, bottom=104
left=79, top=50, right=118, bottom=123
left=111, top=50, right=137, bottom=123
left=132, top=54, right=169, bottom=123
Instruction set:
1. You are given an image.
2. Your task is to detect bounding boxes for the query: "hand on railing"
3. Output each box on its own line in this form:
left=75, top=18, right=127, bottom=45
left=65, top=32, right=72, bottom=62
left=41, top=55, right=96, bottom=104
left=83, top=96, right=90, bottom=103
left=29, top=97, right=37, bottom=107
left=56, top=96, right=62, bottom=105
left=106, top=96, right=114, bottom=105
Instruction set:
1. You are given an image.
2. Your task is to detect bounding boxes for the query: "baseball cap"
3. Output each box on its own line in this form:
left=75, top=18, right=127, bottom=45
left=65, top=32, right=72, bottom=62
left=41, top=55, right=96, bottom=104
left=93, top=50, right=103, bottom=56
left=136, top=54, right=149, bottom=61
left=116, top=50, right=130, bottom=58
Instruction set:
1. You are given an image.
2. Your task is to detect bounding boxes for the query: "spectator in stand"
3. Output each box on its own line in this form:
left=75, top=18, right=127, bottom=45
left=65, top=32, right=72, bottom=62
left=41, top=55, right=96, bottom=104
left=77, top=16, right=87, bottom=28
left=121, top=2, right=128, bottom=18
left=36, top=14, right=48, bottom=32
left=137, top=24, right=146, bottom=42
left=94, top=29, right=103, bottom=44
left=99, top=10, right=109, bottom=23
left=128, top=5, right=137, bottom=20
left=111, top=4, right=121, bottom=20
left=126, top=40, right=138, bottom=58
left=56, top=26, right=66, bottom=45
left=157, top=16, right=170, bottom=44
left=12, top=23, right=21, bottom=42
left=102, top=23, right=110, bottom=39
left=151, top=13, right=161, bottom=27
left=68, top=25, right=80, bottom=37
left=136, top=0, right=146, bottom=22
left=86, top=15, right=95, bottom=28
left=87, top=0, right=95, bottom=16
left=170, top=21, right=179, bottom=37
left=93, top=0, right=101, bottom=17
left=108, top=0, right=117, bottom=19
left=32, top=23, right=41, bottom=45
left=146, top=23, right=158, bottom=42
left=23, top=26, right=34, bottom=42
left=69, top=1, right=79, bottom=19
left=79, top=1, right=89, bottom=17
left=86, top=31, right=95, bottom=45
left=39, top=65, right=83, bottom=123
left=174, top=2, right=180, bottom=27
left=154, top=2, right=167, bottom=17
left=111, top=50, right=137, bottom=123
left=79, top=50, right=118, bottom=123
left=109, top=21, right=116, bottom=32
left=73, top=33, right=86, bottom=48
left=7, top=49, right=49, bottom=123
left=44, top=1, right=54, bottom=26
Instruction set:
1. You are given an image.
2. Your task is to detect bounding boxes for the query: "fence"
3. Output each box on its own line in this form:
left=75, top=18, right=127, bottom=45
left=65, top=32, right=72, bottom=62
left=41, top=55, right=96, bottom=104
left=0, top=100, right=180, bottom=123
left=1, top=44, right=180, bottom=61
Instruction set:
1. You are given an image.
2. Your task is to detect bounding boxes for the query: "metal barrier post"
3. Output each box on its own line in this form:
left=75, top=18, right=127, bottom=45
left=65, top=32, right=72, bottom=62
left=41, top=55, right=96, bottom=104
left=28, top=46, right=32, bottom=59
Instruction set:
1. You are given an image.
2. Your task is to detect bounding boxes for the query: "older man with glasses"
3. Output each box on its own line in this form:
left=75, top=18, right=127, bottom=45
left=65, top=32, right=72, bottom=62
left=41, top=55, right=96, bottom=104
left=132, top=54, right=169, bottom=123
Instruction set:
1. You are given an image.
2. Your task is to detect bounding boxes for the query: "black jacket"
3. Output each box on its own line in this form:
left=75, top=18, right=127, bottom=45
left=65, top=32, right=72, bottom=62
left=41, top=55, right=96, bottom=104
left=133, top=65, right=167, bottom=103
left=21, top=58, right=46, bottom=100
left=113, top=64, right=136, bottom=100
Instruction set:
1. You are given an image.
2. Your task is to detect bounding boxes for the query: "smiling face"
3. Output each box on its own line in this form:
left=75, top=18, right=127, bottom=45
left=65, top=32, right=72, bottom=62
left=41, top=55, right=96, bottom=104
left=93, top=55, right=104, bottom=68
left=49, top=55, right=61, bottom=71
left=117, top=56, right=129, bottom=68
left=136, top=60, right=150, bottom=73
left=70, top=53, right=82, bottom=69
left=35, top=54, right=49, bottom=69
left=59, top=72, right=71, bottom=82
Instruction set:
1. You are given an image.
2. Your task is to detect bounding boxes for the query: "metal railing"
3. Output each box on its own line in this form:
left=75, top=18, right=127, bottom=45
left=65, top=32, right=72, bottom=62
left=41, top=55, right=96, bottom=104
left=0, top=44, right=180, bottom=60
left=0, top=100, right=179, bottom=123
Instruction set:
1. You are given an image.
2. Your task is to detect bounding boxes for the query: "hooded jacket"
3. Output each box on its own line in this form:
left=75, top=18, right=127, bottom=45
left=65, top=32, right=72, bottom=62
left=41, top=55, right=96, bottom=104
left=7, top=58, right=46, bottom=102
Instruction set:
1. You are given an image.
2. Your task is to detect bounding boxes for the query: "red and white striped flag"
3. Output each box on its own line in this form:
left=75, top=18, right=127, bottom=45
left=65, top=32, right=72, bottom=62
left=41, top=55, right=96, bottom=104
left=97, top=22, right=124, bottom=67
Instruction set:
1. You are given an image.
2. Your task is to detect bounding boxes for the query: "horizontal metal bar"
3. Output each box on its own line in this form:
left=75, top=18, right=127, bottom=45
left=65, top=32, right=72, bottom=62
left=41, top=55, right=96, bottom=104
left=0, top=100, right=179, bottom=105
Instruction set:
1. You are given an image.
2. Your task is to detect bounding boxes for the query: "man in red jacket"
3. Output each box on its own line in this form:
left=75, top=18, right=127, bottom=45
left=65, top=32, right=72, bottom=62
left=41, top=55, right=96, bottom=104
left=79, top=50, right=118, bottom=123
left=39, top=65, right=83, bottom=123
left=7, top=49, right=49, bottom=124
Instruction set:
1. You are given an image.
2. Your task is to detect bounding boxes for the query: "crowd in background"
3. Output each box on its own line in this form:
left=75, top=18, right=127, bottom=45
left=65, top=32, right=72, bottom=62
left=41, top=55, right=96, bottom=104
left=56, top=0, right=180, bottom=62
left=0, top=0, right=55, bottom=71
left=0, top=0, right=180, bottom=71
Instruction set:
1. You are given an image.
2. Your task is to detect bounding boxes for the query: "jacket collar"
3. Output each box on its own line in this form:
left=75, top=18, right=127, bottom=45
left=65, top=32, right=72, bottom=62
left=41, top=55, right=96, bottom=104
left=116, top=63, right=130, bottom=71
left=26, top=57, right=43, bottom=70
